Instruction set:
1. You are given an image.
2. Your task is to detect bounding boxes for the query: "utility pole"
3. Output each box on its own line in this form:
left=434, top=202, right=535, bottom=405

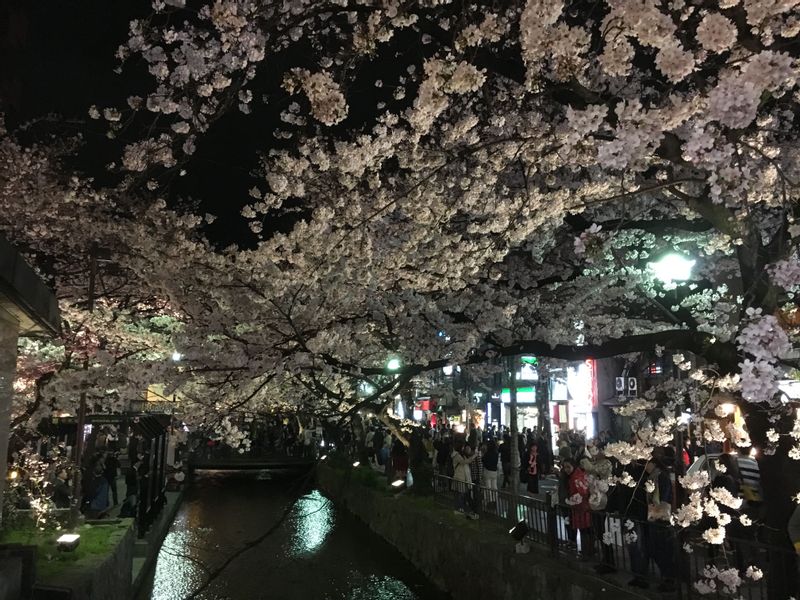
left=72, top=243, right=97, bottom=520
left=507, top=354, right=520, bottom=522
left=536, top=362, right=552, bottom=452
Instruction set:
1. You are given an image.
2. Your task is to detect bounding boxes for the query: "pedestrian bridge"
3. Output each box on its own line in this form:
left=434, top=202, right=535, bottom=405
left=187, top=450, right=314, bottom=474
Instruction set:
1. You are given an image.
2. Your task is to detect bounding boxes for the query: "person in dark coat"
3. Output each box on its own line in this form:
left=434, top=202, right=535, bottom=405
left=500, top=434, right=512, bottom=488
left=51, top=469, right=72, bottom=509
left=620, top=461, right=650, bottom=590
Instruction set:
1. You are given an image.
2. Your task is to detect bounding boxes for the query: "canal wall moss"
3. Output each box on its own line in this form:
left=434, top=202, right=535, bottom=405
left=34, top=520, right=134, bottom=600
left=318, top=465, right=644, bottom=600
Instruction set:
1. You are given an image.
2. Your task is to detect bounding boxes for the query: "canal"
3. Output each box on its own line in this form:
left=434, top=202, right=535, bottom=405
left=139, top=471, right=449, bottom=600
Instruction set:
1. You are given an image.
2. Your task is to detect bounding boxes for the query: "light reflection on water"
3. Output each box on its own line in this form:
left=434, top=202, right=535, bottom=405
left=150, top=515, right=214, bottom=600
left=288, top=489, right=333, bottom=555
left=145, top=474, right=448, bottom=600
left=339, top=573, right=417, bottom=600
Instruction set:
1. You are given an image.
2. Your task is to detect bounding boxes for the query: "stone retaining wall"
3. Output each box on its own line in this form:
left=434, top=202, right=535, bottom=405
left=318, top=465, right=645, bottom=600
left=36, top=522, right=134, bottom=600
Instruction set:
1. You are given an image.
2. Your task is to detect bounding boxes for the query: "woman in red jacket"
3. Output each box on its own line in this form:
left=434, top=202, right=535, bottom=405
left=563, top=459, right=593, bottom=557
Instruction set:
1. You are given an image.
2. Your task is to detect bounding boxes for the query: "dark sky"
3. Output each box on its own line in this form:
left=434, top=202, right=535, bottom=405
left=0, top=1, right=279, bottom=247
left=1, top=1, right=425, bottom=247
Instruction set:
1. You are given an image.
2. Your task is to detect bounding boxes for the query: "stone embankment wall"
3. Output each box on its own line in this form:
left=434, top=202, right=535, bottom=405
left=318, top=466, right=645, bottom=600
left=37, top=522, right=134, bottom=600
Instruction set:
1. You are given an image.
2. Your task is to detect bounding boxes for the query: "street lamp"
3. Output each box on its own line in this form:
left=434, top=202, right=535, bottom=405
left=386, top=358, right=402, bottom=371
left=171, top=351, right=183, bottom=362
left=649, top=253, right=695, bottom=284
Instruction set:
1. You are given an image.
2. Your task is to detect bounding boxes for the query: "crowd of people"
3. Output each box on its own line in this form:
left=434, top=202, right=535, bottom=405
left=420, top=422, right=777, bottom=594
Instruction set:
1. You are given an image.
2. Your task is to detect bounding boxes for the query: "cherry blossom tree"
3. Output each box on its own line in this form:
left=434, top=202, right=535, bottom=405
left=5, top=0, right=800, bottom=592
left=102, top=0, right=800, bottom=497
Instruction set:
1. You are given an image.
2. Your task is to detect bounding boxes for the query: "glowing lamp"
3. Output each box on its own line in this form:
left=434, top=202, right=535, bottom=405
left=719, top=403, right=736, bottom=417
left=8, top=470, right=19, bottom=481
left=391, top=479, right=405, bottom=488
left=649, top=253, right=695, bottom=284
left=56, top=533, right=81, bottom=552
left=509, top=520, right=529, bottom=542
left=171, top=351, right=183, bottom=362
left=320, top=455, right=328, bottom=461
left=352, top=461, right=360, bottom=467
left=386, top=358, right=402, bottom=371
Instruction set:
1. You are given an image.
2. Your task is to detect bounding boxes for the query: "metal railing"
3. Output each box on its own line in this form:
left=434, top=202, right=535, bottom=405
left=432, top=474, right=799, bottom=599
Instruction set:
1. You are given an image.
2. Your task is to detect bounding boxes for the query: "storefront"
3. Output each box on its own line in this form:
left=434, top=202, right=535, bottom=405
left=498, top=386, right=538, bottom=429
left=547, top=360, right=598, bottom=439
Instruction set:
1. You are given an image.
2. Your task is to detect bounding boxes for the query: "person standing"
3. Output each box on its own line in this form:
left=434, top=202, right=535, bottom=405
left=104, top=451, right=120, bottom=506
left=365, top=428, right=376, bottom=464
left=86, top=461, right=110, bottom=518
left=643, top=458, right=675, bottom=592
left=451, top=441, right=478, bottom=518
left=391, top=438, right=408, bottom=480
left=374, top=428, right=385, bottom=466
left=500, top=433, right=512, bottom=488
left=526, top=441, right=541, bottom=494
left=582, top=444, right=615, bottom=573
left=125, top=457, right=141, bottom=500
left=564, top=459, right=592, bottom=558
left=481, top=440, right=499, bottom=491
left=468, top=444, right=484, bottom=516
left=51, top=469, right=71, bottom=509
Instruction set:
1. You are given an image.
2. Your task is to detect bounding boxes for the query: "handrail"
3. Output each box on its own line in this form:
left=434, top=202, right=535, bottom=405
left=431, top=473, right=798, bottom=599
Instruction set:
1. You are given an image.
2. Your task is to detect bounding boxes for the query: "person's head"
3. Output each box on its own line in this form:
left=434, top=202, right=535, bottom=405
left=718, top=453, right=741, bottom=478
left=464, top=444, right=473, bottom=456
left=453, top=440, right=464, bottom=453
left=562, top=459, right=575, bottom=475
left=645, top=457, right=664, bottom=474
left=57, top=469, right=68, bottom=481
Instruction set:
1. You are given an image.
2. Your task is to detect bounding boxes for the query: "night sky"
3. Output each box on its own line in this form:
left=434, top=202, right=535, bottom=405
left=1, top=1, right=280, bottom=247
left=0, top=1, right=427, bottom=248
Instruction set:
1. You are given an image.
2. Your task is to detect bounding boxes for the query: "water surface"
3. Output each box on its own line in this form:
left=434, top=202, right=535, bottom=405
left=142, top=471, right=449, bottom=600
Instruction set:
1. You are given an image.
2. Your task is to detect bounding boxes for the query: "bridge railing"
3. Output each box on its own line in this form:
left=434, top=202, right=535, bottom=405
left=432, top=474, right=798, bottom=599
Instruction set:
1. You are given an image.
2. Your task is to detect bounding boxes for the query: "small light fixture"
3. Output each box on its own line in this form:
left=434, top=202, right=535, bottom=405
left=391, top=479, right=405, bottom=488
left=719, top=403, right=736, bottom=417
left=749, top=447, right=758, bottom=458
left=171, top=351, right=183, bottom=362
left=386, top=358, right=402, bottom=371
left=509, top=520, right=529, bottom=542
left=56, top=533, right=81, bottom=552
left=352, top=461, right=360, bottom=467
left=320, top=455, right=328, bottom=461
left=8, top=470, right=19, bottom=481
